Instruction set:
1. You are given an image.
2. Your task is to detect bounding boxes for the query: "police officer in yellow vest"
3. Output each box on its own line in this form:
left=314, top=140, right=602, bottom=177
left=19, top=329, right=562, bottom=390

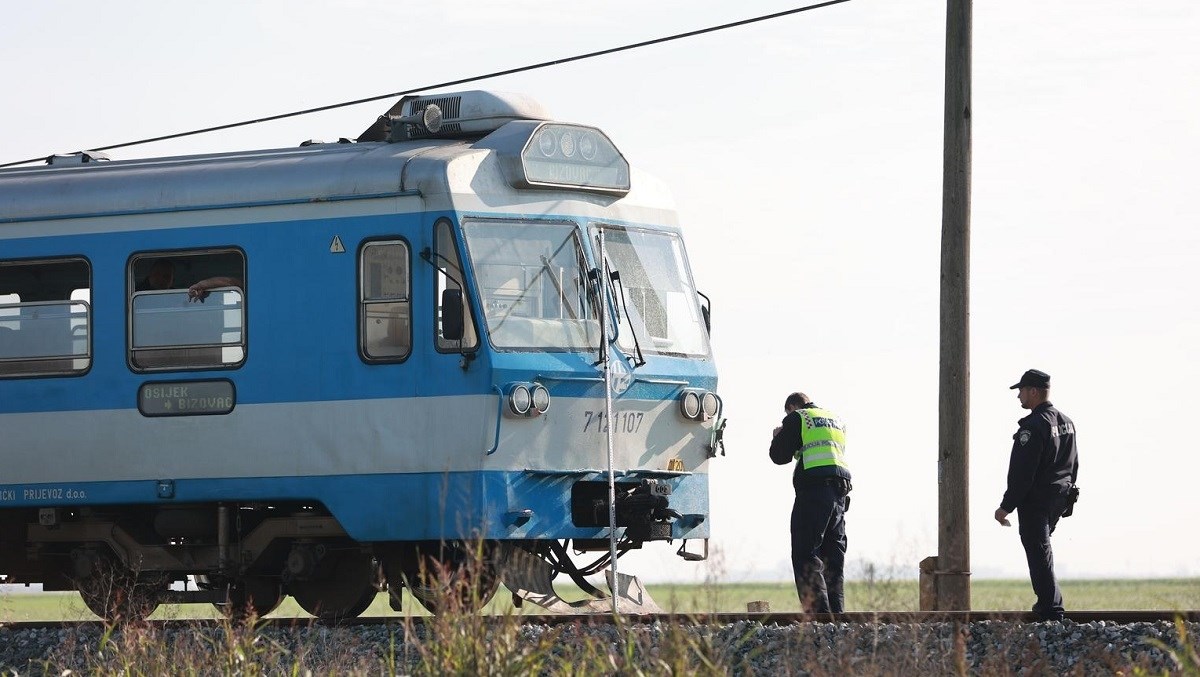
left=770, top=391, right=852, bottom=613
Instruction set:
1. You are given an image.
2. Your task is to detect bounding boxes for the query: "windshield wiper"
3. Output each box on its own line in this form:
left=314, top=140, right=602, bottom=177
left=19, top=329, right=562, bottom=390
left=608, top=267, right=646, bottom=368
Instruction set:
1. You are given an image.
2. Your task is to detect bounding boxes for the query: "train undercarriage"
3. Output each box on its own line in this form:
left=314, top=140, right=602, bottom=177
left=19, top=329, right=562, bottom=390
left=0, top=498, right=687, bottom=622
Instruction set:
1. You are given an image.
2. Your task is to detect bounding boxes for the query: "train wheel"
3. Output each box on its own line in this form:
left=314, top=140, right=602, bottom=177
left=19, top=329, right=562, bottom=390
left=76, top=556, right=163, bottom=623
left=227, top=577, right=284, bottom=619
left=288, top=551, right=378, bottom=624
left=200, top=575, right=284, bottom=621
left=393, top=541, right=500, bottom=615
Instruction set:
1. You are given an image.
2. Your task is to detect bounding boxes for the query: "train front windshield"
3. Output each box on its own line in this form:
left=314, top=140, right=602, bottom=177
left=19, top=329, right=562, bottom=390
left=463, top=219, right=601, bottom=351
left=598, top=225, right=709, bottom=358
left=462, top=219, right=709, bottom=358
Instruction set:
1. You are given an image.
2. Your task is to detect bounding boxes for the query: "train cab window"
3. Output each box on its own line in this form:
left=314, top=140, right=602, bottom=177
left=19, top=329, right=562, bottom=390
left=595, top=225, right=709, bottom=358
left=128, top=250, right=246, bottom=371
left=434, top=221, right=478, bottom=352
left=359, top=240, right=411, bottom=361
left=0, top=258, right=92, bottom=378
left=461, top=219, right=601, bottom=351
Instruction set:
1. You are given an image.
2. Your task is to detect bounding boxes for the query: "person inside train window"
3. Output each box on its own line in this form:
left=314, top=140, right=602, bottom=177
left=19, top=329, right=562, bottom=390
left=134, top=258, right=241, bottom=302
left=135, top=258, right=177, bottom=292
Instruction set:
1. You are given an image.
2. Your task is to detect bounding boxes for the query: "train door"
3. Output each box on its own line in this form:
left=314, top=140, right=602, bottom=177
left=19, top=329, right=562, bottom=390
left=426, top=218, right=494, bottom=467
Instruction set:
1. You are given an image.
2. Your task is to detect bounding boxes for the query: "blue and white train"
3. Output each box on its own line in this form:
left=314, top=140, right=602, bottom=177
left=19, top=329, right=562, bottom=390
left=0, top=91, right=723, bottom=621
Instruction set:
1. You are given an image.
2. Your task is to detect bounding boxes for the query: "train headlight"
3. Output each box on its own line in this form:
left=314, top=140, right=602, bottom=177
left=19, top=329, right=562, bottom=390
left=537, top=129, right=557, bottom=157
left=509, top=384, right=532, bottom=416
left=579, top=132, right=598, bottom=161
left=531, top=384, right=551, bottom=414
left=679, top=389, right=719, bottom=421
left=505, top=382, right=548, bottom=417
left=679, top=390, right=702, bottom=420
left=558, top=130, right=577, bottom=158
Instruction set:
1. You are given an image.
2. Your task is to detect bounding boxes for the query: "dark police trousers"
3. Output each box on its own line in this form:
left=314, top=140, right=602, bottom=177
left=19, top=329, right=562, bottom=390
left=1017, top=492, right=1069, bottom=620
left=790, top=479, right=849, bottom=613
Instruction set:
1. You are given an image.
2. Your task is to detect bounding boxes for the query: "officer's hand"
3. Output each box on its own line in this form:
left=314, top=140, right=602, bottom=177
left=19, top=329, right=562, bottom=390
left=994, top=508, right=1011, bottom=527
left=772, top=426, right=782, bottom=438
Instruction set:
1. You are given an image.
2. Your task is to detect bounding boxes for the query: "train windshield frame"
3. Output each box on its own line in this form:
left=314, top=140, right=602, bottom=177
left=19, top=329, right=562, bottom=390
left=594, top=223, right=710, bottom=359
left=461, top=218, right=601, bottom=352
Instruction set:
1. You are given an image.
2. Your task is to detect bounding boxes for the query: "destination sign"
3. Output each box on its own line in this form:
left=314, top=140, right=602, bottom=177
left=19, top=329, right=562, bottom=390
left=139, top=380, right=235, bottom=417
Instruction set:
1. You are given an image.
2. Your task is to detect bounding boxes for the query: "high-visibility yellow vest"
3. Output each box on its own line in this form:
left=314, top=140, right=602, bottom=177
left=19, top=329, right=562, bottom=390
left=795, top=407, right=849, bottom=471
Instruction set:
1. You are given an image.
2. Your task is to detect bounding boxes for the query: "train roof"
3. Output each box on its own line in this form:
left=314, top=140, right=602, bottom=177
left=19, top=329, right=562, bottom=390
left=0, top=90, right=675, bottom=226
left=0, top=140, right=458, bottom=222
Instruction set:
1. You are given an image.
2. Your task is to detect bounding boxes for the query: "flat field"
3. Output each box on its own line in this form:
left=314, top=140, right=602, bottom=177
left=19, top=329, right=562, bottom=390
left=2, top=579, right=1197, bottom=622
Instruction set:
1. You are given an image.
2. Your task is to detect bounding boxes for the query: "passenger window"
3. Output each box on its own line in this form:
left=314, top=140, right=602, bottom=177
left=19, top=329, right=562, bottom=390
left=128, top=250, right=245, bottom=370
left=435, top=221, right=478, bottom=351
left=360, top=240, right=411, bottom=361
left=0, top=257, right=91, bottom=377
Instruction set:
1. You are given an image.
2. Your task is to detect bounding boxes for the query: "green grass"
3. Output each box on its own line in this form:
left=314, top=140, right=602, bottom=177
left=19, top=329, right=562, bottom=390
left=2, top=578, right=1197, bottom=622
left=649, top=579, right=1200, bottom=614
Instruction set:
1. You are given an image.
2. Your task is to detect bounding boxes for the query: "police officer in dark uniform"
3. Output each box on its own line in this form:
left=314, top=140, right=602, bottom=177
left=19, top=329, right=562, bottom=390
left=994, top=369, right=1079, bottom=621
left=770, top=391, right=852, bottom=613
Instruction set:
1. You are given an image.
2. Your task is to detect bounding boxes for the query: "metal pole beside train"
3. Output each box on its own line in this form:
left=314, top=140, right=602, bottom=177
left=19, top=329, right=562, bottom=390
left=933, top=0, right=973, bottom=612
left=598, top=230, right=620, bottom=615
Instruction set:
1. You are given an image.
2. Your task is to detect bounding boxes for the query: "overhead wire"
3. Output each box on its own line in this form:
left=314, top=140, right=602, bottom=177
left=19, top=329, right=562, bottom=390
left=0, top=0, right=851, bottom=169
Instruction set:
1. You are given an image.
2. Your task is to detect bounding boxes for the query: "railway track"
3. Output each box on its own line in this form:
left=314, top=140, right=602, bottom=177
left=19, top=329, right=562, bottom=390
left=3, top=609, right=1197, bottom=632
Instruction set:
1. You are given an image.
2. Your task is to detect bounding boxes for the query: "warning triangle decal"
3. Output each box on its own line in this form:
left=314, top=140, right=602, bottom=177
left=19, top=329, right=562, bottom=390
left=329, top=235, right=346, bottom=253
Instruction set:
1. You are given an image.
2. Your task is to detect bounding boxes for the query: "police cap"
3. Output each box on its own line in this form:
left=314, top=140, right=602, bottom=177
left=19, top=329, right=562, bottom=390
left=1009, top=369, right=1050, bottom=389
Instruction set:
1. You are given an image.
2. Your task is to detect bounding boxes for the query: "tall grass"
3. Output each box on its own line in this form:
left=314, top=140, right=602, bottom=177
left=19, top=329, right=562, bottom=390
left=28, top=604, right=754, bottom=675
left=13, top=601, right=1200, bottom=675
left=5, top=543, right=1198, bottom=673
left=4, top=551, right=1200, bottom=674
left=4, top=577, right=1200, bottom=622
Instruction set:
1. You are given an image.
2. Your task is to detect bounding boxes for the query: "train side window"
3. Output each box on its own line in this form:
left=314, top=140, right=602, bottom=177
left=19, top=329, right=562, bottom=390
left=128, top=250, right=246, bottom=371
left=359, top=240, right=411, bottom=361
left=0, top=257, right=92, bottom=378
left=434, top=220, right=478, bottom=352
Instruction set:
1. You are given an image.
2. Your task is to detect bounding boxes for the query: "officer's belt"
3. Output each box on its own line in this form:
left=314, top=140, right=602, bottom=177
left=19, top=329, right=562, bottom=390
left=797, top=476, right=852, bottom=492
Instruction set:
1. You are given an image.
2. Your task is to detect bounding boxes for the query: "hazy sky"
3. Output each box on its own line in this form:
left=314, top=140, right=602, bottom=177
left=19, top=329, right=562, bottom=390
left=3, top=0, right=1197, bottom=587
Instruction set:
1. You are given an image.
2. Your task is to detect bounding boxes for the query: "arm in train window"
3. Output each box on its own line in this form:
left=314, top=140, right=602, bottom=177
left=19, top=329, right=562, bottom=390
left=188, top=277, right=243, bottom=303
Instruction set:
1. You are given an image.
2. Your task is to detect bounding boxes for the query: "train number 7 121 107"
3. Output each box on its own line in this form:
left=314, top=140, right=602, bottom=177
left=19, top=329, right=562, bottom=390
left=582, top=410, right=644, bottom=434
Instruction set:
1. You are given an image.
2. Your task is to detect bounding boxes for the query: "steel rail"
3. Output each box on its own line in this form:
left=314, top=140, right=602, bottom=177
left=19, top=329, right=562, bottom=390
left=3, top=609, right=1198, bottom=633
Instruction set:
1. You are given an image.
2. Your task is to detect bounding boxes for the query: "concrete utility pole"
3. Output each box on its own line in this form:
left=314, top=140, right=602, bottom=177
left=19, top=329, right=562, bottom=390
left=933, top=0, right=972, bottom=611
